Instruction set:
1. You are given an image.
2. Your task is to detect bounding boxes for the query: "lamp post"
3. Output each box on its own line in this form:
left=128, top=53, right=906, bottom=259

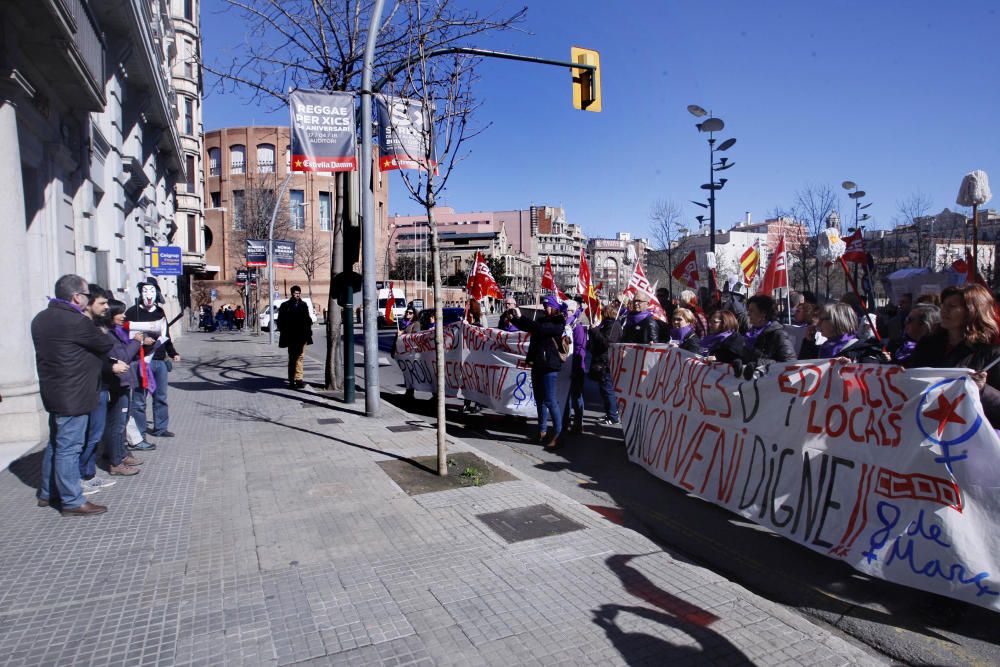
left=688, top=104, right=736, bottom=297
left=842, top=181, right=872, bottom=301
left=383, top=223, right=398, bottom=284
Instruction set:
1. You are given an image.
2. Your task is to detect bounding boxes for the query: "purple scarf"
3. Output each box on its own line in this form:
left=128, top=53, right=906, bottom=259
left=49, top=297, right=84, bottom=314
left=113, top=324, right=132, bottom=346
left=670, top=325, right=693, bottom=343
left=700, top=330, right=733, bottom=354
left=744, top=322, right=770, bottom=345
left=628, top=310, right=652, bottom=326
left=893, top=337, right=918, bottom=363
left=819, top=333, right=857, bottom=358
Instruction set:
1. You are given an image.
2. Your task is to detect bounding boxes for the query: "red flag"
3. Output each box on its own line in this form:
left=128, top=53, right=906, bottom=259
left=466, top=252, right=503, bottom=301
left=671, top=250, right=700, bottom=289
left=648, top=281, right=668, bottom=323
left=843, top=229, right=868, bottom=264
left=384, top=281, right=396, bottom=323
left=760, top=236, right=788, bottom=296
left=576, top=248, right=602, bottom=324
left=622, top=260, right=653, bottom=298
left=541, top=256, right=568, bottom=300
left=954, top=250, right=988, bottom=286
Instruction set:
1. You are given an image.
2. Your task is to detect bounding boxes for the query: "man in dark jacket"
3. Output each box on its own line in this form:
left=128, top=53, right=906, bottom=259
left=513, top=295, right=567, bottom=448
left=277, top=285, right=314, bottom=388
left=621, top=294, right=660, bottom=344
left=32, top=274, right=113, bottom=516
left=126, top=277, right=180, bottom=439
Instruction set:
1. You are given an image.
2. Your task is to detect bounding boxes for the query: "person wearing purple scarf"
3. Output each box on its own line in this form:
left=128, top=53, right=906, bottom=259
left=562, top=300, right=588, bottom=434
left=668, top=307, right=701, bottom=353
left=513, top=295, right=567, bottom=448
left=700, top=310, right=747, bottom=367
left=800, top=302, right=883, bottom=364
left=621, top=294, right=660, bottom=344
left=101, top=300, right=144, bottom=475
left=892, top=303, right=939, bottom=364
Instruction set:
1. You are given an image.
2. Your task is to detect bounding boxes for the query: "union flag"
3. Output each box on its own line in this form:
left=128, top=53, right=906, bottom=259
left=740, top=243, right=760, bottom=286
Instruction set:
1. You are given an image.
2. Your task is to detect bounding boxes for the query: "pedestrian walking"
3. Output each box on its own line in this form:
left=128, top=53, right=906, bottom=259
left=277, top=285, right=314, bottom=388
left=234, top=305, right=245, bottom=330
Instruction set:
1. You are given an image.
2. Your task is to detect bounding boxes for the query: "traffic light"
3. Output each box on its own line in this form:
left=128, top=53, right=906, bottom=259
left=571, top=47, right=601, bottom=112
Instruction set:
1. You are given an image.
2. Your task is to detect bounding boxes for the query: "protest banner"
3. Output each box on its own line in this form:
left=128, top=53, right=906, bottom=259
left=610, top=343, right=1000, bottom=611
left=393, top=321, right=570, bottom=417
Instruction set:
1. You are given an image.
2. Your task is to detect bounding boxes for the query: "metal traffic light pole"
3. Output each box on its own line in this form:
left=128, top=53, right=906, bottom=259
left=359, top=7, right=599, bottom=416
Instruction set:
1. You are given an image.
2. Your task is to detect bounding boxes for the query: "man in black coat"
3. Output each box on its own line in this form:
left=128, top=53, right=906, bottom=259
left=31, top=274, right=113, bottom=516
left=621, top=294, right=660, bottom=344
left=277, top=285, right=314, bottom=388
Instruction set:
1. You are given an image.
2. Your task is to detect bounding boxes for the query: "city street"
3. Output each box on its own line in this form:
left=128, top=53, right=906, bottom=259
left=305, top=322, right=1000, bottom=667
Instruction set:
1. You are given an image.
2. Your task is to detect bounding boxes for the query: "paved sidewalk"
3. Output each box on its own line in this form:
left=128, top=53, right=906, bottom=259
left=0, top=333, right=885, bottom=666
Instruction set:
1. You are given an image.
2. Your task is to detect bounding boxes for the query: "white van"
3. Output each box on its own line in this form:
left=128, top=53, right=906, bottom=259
left=377, top=287, right=407, bottom=328
left=259, top=297, right=318, bottom=332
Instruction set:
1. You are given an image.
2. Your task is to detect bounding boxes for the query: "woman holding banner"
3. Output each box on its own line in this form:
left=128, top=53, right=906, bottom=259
left=799, top=302, right=883, bottom=364
left=741, top=295, right=797, bottom=376
left=514, top=295, right=567, bottom=449
left=700, top=310, right=747, bottom=367
left=905, top=284, right=1000, bottom=427
left=667, top=308, right=702, bottom=354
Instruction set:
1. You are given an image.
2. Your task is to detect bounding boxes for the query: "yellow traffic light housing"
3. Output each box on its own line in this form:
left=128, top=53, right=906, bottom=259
left=571, top=47, right=601, bottom=112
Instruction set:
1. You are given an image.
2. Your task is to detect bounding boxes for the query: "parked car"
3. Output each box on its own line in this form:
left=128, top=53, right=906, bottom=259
left=259, top=297, right=318, bottom=332
left=377, top=287, right=408, bottom=328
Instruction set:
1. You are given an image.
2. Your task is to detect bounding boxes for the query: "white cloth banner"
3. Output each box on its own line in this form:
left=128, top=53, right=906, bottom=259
left=611, top=343, right=1000, bottom=611
left=394, top=322, right=571, bottom=417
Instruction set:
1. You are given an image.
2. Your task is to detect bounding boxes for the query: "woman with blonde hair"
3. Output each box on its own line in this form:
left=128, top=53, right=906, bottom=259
left=800, top=302, right=883, bottom=364
left=668, top=307, right=702, bottom=353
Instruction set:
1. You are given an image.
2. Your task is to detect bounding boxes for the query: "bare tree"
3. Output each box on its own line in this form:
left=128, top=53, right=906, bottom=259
left=792, top=184, right=838, bottom=296
left=894, top=192, right=933, bottom=268
left=647, top=198, right=684, bottom=296
left=207, top=0, right=525, bottom=393
left=294, top=230, right=330, bottom=304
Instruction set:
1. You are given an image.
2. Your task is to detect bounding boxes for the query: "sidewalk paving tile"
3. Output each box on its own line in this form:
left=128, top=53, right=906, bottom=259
left=0, top=334, right=885, bottom=666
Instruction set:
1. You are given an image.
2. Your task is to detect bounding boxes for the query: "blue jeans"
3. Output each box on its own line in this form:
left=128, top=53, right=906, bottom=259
left=132, top=359, right=169, bottom=435
left=40, top=413, right=89, bottom=508
left=599, top=370, right=620, bottom=422
left=103, top=390, right=130, bottom=466
left=80, top=390, right=108, bottom=479
left=564, top=370, right=585, bottom=429
left=532, top=369, right=562, bottom=438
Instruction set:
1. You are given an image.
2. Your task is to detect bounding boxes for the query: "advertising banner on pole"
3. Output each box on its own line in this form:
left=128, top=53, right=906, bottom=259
left=272, top=240, right=296, bottom=269
left=289, top=89, right=357, bottom=173
left=246, top=239, right=267, bottom=268
left=149, top=246, right=183, bottom=276
left=609, top=343, right=1000, bottom=612
left=375, top=94, right=436, bottom=172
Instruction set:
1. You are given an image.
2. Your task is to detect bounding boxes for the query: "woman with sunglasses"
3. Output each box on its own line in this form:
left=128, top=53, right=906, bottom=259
left=799, top=302, right=883, bottom=364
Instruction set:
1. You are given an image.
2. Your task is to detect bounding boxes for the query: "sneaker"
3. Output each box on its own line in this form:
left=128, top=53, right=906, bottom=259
left=81, top=484, right=101, bottom=496
left=122, top=455, right=144, bottom=466
left=108, top=464, right=140, bottom=476
left=83, top=476, right=117, bottom=490
left=127, top=440, right=156, bottom=451
left=598, top=416, right=620, bottom=426
left=148, top=430, right=174, bottom=437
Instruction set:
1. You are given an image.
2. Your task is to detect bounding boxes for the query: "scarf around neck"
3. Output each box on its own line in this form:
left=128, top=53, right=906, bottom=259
left=699, top=330, right=733, bottom=353
left=893, top=336, right=918, bottom=362
left=629, top=310, right=652, bottom=326
left=670, top=324, right=693, bottom=343
left=820, top=332, right=857, bottom=358
left=744, top=321, right=770, bottom=345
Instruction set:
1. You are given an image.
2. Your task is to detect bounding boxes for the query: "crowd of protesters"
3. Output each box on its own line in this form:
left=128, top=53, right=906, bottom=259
left=31, top=274, right=179, bottom=516
left=483, top=279, right=1000, bottom=449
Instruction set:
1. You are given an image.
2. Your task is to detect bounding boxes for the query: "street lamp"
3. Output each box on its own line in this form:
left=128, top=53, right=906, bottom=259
left=689, top=104, right=736, bottom=296
left=842, top=180, right=873, bottom=304
left=383, top=223, right=398, bottom=284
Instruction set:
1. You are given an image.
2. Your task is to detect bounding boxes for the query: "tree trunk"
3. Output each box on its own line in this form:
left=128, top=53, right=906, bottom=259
left=325, top=172, right=346, bottom=391
left=427, top=201, right=448, bottom=476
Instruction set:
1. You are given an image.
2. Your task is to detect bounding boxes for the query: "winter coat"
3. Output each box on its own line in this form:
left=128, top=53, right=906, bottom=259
left=104, top=328, right=143, bottom=392
left=905, top=330, right=1000, bottom=428
left=621, top=312, right=660, bottom=345
left=31, top=301, right=113, bottom=416
left=277, top=298, right=314, bottom=348
left=514, top=313, right=566, bottom=372
left=705, top=333, right=748, bottom=366
left=743, top=321, right=797, bottom=366
left=675, top=331, right=702, bottom=354
left=125, top=304, right=177, bottom=360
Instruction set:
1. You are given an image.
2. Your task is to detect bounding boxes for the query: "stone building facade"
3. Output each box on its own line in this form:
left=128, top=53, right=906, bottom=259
left=0, top=0, right=194, bottom=448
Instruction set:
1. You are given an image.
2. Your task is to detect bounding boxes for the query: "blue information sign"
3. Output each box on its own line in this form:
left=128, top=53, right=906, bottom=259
left=150, top=246, right=183, bottom=276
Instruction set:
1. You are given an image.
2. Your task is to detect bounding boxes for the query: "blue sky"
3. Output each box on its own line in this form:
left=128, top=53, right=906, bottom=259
left=202, top=0, right=1000, bottom=243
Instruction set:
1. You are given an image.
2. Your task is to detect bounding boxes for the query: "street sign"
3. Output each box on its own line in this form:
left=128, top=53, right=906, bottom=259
left=150, top=245, right=183, bottom=276
left=210, top=288, right=218, bottom=300
left=246, top=239, right=267, bottom=267
left=273, top=240, right=296, bottom=269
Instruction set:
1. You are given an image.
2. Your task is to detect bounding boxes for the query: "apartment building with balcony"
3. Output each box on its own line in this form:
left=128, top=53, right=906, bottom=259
left=200, top=126, right=389, bottom=309
left=1, top=0, right=187, bottom=446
